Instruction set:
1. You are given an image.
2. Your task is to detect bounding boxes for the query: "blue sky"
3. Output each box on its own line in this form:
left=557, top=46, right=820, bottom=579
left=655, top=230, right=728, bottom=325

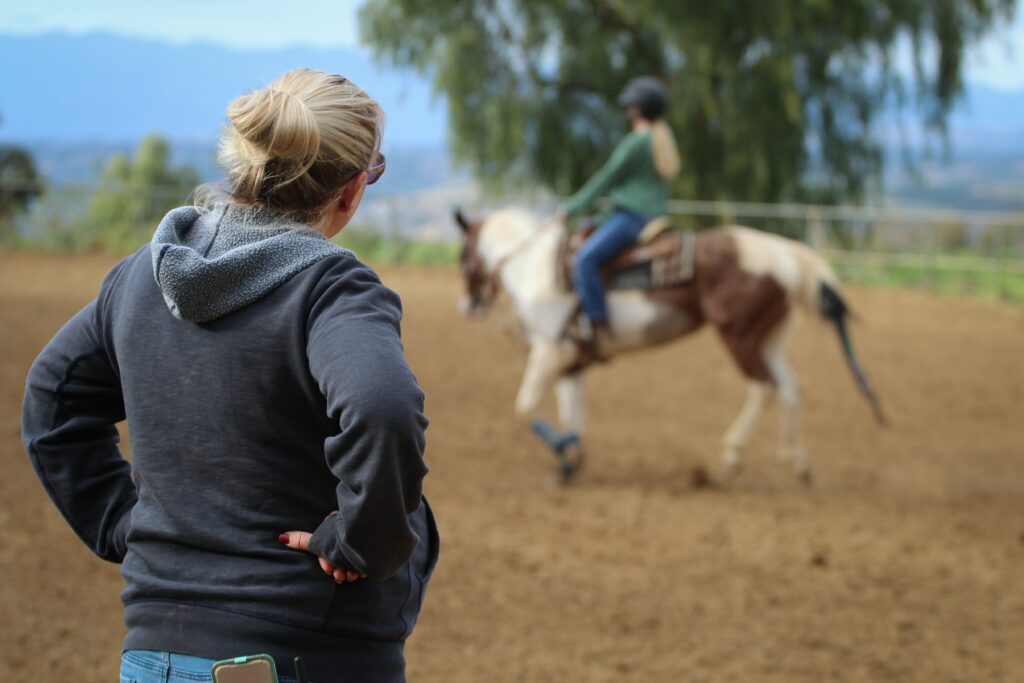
left=0, top=0, right=365, bottom=52
left=2, top=0, right=1022, bottom=90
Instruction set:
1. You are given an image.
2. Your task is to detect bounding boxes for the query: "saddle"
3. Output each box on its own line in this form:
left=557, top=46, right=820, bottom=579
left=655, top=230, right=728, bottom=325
left=559, top=216, right=697, bottom=292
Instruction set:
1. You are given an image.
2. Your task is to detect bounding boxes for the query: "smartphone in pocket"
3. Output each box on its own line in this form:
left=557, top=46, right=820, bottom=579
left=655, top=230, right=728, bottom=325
left=211, top=654, right=279, bottom=683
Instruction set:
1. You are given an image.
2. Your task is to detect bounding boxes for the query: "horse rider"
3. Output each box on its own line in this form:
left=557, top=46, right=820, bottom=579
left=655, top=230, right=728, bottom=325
left=557, top=76, right=681, bottom=361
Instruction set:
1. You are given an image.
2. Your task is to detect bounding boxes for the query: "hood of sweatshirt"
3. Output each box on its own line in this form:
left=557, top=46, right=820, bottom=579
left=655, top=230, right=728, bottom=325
left=150, top=204, right=349, bottom=322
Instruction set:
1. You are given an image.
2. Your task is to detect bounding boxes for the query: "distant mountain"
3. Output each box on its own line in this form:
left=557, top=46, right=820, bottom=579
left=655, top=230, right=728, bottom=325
left=20, top=139, right=463, bottom=197
left=1, top=30, right=1022, bottom=211
left=881, top=88, right=1024, bottom=210
left=0, top=31, right=446, bottom=148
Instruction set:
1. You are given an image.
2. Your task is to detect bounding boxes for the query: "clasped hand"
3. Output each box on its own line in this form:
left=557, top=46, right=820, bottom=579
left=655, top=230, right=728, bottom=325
left=279, top=529, right=367, bottom=584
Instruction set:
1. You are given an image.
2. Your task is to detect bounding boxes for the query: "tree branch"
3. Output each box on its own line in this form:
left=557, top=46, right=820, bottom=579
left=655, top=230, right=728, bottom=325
left=481, top=0, right=602, bottom=97
left=591, top=0, right=665, bottom=77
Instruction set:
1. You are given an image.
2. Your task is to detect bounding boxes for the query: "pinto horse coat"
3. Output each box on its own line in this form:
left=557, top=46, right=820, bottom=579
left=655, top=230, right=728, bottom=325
left=456, top=209, right=883, bottom=483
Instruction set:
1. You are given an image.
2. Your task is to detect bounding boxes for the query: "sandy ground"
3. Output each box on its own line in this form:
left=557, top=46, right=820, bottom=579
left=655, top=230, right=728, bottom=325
left=1, top=252, right=1022, bottom=682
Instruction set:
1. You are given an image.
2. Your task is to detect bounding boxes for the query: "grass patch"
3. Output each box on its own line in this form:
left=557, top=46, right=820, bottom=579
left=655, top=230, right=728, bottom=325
left=335, top=228, right=459, bottom=265
left=832, top=259, right=1024, bottom=304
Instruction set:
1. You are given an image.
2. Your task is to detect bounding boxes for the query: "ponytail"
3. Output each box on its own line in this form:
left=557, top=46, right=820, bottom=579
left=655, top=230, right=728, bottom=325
left=650, top=120, right=680, bottom=180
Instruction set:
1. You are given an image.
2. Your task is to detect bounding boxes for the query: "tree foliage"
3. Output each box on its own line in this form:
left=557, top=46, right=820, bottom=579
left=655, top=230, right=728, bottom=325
left=0, top=144, right=44, bottom=240
left=360, top=0, right=1015, bottom=203
left=87, top=134, right=199, bottom=249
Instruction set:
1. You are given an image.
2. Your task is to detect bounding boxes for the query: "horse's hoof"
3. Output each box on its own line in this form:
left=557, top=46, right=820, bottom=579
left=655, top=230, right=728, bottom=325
left=558, top=456, right=579, bottom=482
left=721, top=452, right=744, bottom=480
left=544, top=462, right=576, bottom=488
left=559, top=459, right=573, bottom=479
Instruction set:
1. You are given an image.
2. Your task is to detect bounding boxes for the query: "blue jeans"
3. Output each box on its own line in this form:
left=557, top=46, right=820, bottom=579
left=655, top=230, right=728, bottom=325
left=120, top=650, right=312, bottom=683
left=574, top=208, right=648, bottom=323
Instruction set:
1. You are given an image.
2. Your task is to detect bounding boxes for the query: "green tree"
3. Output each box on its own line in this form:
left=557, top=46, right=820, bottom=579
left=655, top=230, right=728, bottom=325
left=87, top=134, right=199, bottom=250
left=360, top=0, right=1014, bottom=204
left=0, top=144, right=44, bottom=242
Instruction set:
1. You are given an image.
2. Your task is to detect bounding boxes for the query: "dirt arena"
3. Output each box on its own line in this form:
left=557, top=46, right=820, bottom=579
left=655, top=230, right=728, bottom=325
left=2, top=252, right=1022, bottom=682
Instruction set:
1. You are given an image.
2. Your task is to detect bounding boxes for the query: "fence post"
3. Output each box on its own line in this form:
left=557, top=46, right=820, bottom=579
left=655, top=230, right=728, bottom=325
left=996, top=223, right=1009, bottom=302
left=807, top=207, right=825, bottom=250
left=926, top=221, right=938, bottom=294
left=805, top=206, right=834, bottom=279
left=720, top=201, right=734, bottom=227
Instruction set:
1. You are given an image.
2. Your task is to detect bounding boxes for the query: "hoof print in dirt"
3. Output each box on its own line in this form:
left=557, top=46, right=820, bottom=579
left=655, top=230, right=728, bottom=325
left=690, top=465, right=713, bottom=489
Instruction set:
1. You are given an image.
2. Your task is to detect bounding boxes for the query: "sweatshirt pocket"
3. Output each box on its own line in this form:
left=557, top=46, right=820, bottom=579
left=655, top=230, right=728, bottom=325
left=397, top=497, right=439, bottom=638
left=416, top=496, right=440, bottom=582
left=322, top=498, right=439, bottom=641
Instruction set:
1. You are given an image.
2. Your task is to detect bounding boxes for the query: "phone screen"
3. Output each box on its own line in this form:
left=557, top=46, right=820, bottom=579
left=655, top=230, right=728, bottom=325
left=212, top=657, right=278, bottom=683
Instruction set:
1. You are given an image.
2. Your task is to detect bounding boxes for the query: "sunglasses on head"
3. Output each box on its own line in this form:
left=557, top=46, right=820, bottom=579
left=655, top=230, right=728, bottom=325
left=366, top=153, right=386, bottom=185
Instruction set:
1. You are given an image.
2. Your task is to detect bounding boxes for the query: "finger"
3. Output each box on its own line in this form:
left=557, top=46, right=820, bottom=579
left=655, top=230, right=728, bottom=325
left=279, top=531, right=313, bottom=552
left=319, top=557, right=335, bottom=575
left=345, top=570, right=360, bottom=582
left=333, top=568, right=346, bottom=584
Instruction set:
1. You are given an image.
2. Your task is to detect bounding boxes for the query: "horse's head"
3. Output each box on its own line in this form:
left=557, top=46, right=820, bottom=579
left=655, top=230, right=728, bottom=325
left=454, top=207, right=561, bottom=318
left=453, top=208, right=494, bottom=317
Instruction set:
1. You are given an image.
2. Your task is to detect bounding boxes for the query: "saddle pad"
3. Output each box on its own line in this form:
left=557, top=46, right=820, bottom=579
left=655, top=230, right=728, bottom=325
left=608, top=231, right=696, bottom=291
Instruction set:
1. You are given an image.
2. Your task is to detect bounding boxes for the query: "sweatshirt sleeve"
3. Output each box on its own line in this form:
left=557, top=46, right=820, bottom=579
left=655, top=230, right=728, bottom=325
left=305, top=258, right=429, bottom=580
left=22, top=265, right=136, bottom=564
left=562, top=132, right=643, bottom=217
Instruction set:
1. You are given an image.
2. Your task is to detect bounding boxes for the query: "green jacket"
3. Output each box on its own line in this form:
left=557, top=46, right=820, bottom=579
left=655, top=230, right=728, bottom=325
left=562, top=130, right=669, bottom=218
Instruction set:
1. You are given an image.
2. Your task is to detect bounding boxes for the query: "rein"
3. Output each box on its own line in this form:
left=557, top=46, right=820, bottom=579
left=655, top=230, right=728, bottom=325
left=478, top=220, right=561, bottom=305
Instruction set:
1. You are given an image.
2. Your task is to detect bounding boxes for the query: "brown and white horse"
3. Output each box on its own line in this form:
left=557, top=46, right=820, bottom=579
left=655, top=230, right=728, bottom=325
left=455, top=208, right=884, bottom=484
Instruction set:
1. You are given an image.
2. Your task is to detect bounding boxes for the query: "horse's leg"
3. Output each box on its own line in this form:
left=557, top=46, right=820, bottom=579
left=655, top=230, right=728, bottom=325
left=555, top=374, right=585, bottom=434
left=516, top=341, right=582, bottom=482
left=763, top=333, right=810, bottom=484
left=550, top=373, right=587, bottom=479
left=714, top=300, right=789, bottom=480
left=514, top=340, right=565, bottom=420
left=721, top=381, right=774, bottom=479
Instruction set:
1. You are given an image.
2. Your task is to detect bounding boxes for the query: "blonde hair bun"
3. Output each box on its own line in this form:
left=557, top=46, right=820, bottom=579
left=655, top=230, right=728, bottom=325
left=227, top=88, right=320, bottom=164
left=211, top=68, right=383, bottom=223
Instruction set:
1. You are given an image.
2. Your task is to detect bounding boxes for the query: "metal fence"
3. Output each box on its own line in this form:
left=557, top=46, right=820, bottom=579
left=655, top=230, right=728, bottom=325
left=5, top=181, right=1024, bottom=302
left=661, top=199, right=1024, bottom=303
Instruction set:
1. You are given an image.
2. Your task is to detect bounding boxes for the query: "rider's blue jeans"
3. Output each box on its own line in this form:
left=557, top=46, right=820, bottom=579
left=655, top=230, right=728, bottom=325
left=574, top=208, right=648, bottom=323
left=120, top=650, right=312, bottom=683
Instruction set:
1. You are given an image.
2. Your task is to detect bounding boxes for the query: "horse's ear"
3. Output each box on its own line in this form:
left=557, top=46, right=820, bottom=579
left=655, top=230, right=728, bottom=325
left=453, top=208, right=471, bottom=233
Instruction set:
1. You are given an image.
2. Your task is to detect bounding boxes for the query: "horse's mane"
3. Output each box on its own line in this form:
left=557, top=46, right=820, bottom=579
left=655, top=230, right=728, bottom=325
left=483, top=208, right=547, bottom=239
left=476, top=208, right=551, bottom=260
left=476, top=208, right=562, bottom=282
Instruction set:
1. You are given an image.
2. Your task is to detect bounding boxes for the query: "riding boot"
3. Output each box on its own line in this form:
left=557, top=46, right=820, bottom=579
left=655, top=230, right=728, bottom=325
left=589, top=320, right=615, bottom=363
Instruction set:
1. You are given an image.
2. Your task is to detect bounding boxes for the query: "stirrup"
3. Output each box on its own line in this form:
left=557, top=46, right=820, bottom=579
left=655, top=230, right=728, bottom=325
left=579, top=317, right=613, bottom=364
left=560, top=308, right=612, bottom=366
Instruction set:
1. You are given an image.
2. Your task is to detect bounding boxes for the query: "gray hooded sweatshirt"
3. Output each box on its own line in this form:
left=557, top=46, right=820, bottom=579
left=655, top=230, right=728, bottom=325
left=22, top=205, right=437, bottom=683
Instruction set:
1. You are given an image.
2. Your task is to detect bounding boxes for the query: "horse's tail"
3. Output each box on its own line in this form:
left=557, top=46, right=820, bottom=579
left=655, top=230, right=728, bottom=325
left=789, top=243, right=886, bottom=425
left=817, top=280, right=887, bottom=426
left=786, top=240, right=839, bottom=313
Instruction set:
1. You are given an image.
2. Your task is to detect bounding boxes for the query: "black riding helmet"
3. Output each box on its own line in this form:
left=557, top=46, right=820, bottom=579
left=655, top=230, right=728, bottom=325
left=617, top=76, right=668, bottom=120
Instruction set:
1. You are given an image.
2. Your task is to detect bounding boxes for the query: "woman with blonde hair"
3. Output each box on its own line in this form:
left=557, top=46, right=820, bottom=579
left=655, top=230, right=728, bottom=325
left=559, top=76, right=680, bottom=361
left=23, top=68, right=437, bottom=683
